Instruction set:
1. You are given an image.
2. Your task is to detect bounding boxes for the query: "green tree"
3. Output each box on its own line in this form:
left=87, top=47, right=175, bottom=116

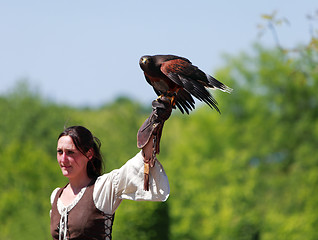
left=161, top=42, right=318, bottom=239
left=0, top=83, right=170, bottom=240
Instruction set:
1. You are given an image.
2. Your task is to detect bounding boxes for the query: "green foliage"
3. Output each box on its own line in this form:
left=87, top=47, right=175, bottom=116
left=0, top=83, right=169, bottom=240
left=160, top=44, right=318, bottom=239
left=1, top=35, right=318, bottom=239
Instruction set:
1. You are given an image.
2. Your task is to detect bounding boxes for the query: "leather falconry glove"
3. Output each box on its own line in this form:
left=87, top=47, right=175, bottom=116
left=137, top=96, right=172, bottom=191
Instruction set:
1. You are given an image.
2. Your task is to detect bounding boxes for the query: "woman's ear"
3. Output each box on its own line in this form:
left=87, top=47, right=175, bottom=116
left=86, top=148, right=94, bottom=160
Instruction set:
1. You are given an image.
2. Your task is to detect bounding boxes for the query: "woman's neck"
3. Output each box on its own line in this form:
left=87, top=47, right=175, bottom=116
left=68, top=175, right=92, bottom=195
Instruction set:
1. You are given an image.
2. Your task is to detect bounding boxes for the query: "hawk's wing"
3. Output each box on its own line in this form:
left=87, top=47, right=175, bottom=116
left=160, top=59, right=220, bottom=113
left=144, top=69, right=195, bottom=114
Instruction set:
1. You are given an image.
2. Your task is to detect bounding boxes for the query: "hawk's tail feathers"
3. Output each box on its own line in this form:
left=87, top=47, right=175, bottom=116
left=206, top=74, right=233, bottom=93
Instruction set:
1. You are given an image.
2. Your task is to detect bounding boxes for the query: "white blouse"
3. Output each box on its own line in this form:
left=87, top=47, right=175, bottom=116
left=50, top=151, right=170, bottom=215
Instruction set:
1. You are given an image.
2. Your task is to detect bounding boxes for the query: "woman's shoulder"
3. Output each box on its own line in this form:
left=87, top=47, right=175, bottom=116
left=94, top=170, right=119, bottom=190
left=95, top=151, right=144, bottom=185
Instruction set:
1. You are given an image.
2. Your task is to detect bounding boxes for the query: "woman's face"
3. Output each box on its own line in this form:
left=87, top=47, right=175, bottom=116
left=57, top=136, right=90, bottom=179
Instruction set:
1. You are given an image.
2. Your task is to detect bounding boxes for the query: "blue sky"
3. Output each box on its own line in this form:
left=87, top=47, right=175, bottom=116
left=0, top=0, right=317, bottom=106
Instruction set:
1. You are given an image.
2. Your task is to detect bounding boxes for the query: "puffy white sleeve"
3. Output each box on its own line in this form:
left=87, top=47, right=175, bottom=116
left=49, top=187, right=60, bottom=217
left=50, top=188, right=60, bottom=205
left=93, top=151, right=170, bottom=214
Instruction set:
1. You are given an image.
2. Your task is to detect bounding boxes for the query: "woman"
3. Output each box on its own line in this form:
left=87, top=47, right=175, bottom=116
left=50, top=125, right=170, bottom=239
left=50, top=98, right=172, bottom=239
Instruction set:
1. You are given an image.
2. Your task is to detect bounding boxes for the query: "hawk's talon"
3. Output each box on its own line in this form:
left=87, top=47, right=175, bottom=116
left=155, top=95, right=176, bottom=109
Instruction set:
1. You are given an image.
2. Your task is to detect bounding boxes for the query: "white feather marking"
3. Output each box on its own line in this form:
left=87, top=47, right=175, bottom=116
left=206, top=74, right=233, bottom=93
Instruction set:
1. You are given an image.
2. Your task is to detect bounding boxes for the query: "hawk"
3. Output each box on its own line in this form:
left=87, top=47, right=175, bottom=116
left=139, top=54, right=232, bottom=114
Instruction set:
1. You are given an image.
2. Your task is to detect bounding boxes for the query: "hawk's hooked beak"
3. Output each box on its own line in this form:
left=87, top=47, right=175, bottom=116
left=141, top=57, right=148, bottom=64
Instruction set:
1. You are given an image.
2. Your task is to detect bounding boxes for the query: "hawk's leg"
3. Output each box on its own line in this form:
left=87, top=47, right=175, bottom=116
left=157, top=92, right=177, bottom=109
